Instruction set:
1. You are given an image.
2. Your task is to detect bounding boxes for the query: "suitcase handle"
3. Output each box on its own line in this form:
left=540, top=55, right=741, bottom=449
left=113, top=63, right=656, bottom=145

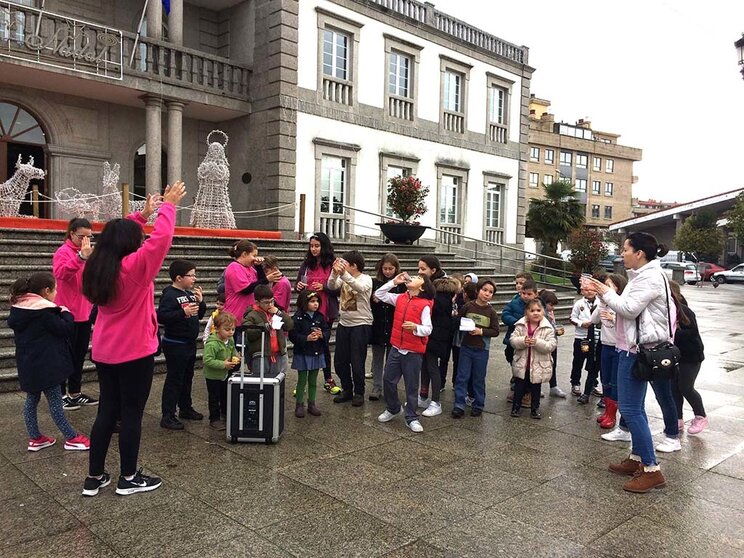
left=239, top=324, right=267, bottom=432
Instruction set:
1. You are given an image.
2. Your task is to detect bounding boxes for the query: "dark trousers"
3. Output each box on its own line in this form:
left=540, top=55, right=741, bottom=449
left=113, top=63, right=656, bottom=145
left=549, top=348, right=558, bottom=388
left=582, top=341, right=602, bottom=396
left=438, top=343, right=453, bottom=388
left=421, top=352, right=442, bottom=403
left=672, top=361, right=706, bottom=418
left=62, top=320, right=91, bottom=395
left=89, top=355, right=154, bottom=477
left=450, top=345, right=474, bottom=396
left=383, top=348, right=422, bottom=422
left=323, top=318, right=334, bottom=382
left=334, top=324, right=371, bottom=396
left=570, top=338, right=596, bottom=386
left=513, top=369, right=541, bottom=412
left=161, top=342, right=197, bottom=417
left=206, top=378, right=228, bottom=422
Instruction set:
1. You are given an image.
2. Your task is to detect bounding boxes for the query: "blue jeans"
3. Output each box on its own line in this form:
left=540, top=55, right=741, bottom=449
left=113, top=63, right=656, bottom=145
left=616, top=351, right=657, bottom=465
left=454, top=345, right=489, bottom=410
left=601, top=344, right=618, bottom=400
left=650, top=377, right=679, bottom=438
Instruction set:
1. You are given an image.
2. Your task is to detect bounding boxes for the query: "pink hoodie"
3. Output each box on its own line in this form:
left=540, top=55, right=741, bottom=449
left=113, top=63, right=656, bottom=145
left=53, top=239, right=93, bottom=322
left=90, top=205, right=175, bottom=364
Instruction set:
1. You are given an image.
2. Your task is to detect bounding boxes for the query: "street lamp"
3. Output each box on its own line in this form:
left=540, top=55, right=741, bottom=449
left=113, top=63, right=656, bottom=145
left=736, top=34, right=744, bottom=79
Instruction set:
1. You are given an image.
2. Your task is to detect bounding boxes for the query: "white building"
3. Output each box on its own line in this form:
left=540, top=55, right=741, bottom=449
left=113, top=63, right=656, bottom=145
left=0, top=0, right=533, bottom=245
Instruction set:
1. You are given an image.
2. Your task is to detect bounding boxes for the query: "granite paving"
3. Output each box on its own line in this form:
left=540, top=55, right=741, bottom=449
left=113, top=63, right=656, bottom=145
left=1, top=284, right=743, bottom=557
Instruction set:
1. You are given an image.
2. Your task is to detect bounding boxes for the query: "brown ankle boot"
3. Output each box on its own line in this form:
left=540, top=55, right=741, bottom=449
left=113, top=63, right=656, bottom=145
left=623, top=468, right=666, bottom=493
left=295, top=403, right=305, bottom=418
left=307, top=402, right=321, bottom=416
left=608, top=457, right=642, bottom=476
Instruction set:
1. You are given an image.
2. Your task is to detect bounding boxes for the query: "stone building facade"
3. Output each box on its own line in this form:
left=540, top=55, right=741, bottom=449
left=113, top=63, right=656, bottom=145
left=526, top=95, right=642, bottom=230
left=1, top=0, right=533, bottom=245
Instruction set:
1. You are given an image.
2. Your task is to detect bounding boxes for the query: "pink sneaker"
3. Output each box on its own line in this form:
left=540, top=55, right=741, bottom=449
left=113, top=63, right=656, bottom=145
left=678, top=419, right=685, bottom=432
left=28, top=435, right=56, bottom=452
left=687, top=416, right=708, bottom=435
left=64, top=434, right=90, bottom=451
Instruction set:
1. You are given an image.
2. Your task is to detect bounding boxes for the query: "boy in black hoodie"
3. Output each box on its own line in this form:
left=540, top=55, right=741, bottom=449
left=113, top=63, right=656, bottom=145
left=158, top=259, right=207, bottom=430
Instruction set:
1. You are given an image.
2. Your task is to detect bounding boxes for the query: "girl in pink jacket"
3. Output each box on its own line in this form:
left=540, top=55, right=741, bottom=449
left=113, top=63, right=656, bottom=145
left=80, top=182, right=186, bottom=498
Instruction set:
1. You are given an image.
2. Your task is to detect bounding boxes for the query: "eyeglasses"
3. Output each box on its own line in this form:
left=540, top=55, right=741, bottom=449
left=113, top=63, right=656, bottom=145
left=258, top=298, right=275, bottom=305
left=183, top=274, right=196, bottom=278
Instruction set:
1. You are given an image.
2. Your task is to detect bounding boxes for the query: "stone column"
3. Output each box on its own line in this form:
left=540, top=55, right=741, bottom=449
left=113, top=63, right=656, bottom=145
left=146, top=0, right=162, bottom=39
left=166, top=100, right=185, bottom=187
left=144, top=96, right=163, bottom=196
left=168, top=0, right=183, bottom=45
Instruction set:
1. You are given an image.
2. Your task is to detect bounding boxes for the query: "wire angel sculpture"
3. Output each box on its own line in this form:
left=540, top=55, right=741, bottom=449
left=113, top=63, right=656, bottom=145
left=190, top=130, right=236, bottom=229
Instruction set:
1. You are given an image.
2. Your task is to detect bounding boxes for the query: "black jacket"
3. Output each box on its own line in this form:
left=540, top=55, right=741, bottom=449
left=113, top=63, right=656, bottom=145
left=157, top=286, right=207, bottom=343
left=427, top=278, right=459, bottom=358
left=8, top=305, right=74, bottom=393
left=370, top=278, right=405, bottom=346
left=288, top=310, right=330, bottom=357
left=674, top=305, right=705, bottom=363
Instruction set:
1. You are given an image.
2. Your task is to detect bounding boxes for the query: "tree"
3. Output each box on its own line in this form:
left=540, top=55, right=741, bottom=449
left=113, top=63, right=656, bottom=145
left=568, top=228, right=609, bottom=274
left=673, top=209, right=724, bottom=262
left=526, top=179, right=585, bottom=257
left=726, top=191, right=744, bottom=244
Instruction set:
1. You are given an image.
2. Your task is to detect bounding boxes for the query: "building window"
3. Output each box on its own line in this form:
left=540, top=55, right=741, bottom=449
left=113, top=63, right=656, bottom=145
left=436, top=164, right=468, bottom=244
left=544, top=149, right=554, bottom=164
left=483, top=179, right=506, bottom=244
left=530, top=147, right=539, bottom=161
left=604, top=206, right=613, bottom=220
left=384, top=36, right=421, bottom=121
left=560, top=151, right=572, bottom=166
left=320, top=156, right=346, bottom=215
left=380, top=152, right=418, bottom=218
left=575, top=179, right=587, bottom=192
left=576, top=153, right=588, bottom=169
left=592, top=180, right=601, bottom=195
left=314, top=137, right=360, bottom=239
left=606, top=159, right=615, bottom=173
left=440, top=56, right=471, bottom=134
left=591, top=204, right=600, bottom=219
left=605, top=182, right=614, bottom=196
left=440, top=175, right=459, bottom=224
left=317, top=8, right=363, bottom=106
left=543, top=174, right=554, bottom=185
left=593, top=157, right=601, bottom=171
left=529, top=173, right=539, bottom=188
left=487, top=75, right=512, bottom=143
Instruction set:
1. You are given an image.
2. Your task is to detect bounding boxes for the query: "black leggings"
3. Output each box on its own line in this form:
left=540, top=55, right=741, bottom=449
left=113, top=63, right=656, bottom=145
left=672, top=361, right=706, bottom=418
left=62, top=320, right=91, bottom=395
left=89, top=355, right=154, bottom=477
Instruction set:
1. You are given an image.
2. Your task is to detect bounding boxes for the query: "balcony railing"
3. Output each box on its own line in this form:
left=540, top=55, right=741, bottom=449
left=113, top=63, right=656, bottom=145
left=368, top=0, right=426, bottom=23
left=485, top=228, right=504, bottom=244
left=438, top=224, right=462, bottom=245
left=322, top=75, right=352, bottom=105
left=388, top=95, right=413, bottom=120
left=122, top=32, right=249, bottom=99
left=434, top=12, right=526, bottom=64
left=443, top=110, right=464, bottom=133
left=489, top=123, right=507, bottom=143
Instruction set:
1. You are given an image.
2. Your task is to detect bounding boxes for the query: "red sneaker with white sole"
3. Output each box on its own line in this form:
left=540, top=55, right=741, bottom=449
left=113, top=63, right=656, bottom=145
left=64, top=434, right=90, bottom=451
left=28, top=435, right=56, bottom=452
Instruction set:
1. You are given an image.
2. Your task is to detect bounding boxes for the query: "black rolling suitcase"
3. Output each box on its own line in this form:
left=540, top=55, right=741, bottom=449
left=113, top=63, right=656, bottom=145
left=226, top=326, right=285, bottom=443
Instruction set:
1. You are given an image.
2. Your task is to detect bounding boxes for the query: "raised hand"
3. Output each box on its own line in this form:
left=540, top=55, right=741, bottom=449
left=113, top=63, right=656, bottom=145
left=79, top=235, right=93, bottom=259
left=142, top=193, right=163, bottom=219
left=193, top=286, right=203, bottom=303
left=163, top=180, right=187, bottom=206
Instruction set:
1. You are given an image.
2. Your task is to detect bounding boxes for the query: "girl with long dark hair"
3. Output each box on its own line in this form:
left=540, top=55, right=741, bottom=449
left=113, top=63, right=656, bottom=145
left=81, top=182, right=186, bottom=498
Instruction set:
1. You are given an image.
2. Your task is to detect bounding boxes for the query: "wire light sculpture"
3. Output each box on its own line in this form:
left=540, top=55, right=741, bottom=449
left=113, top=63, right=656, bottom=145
left=0, top=156, right=46, bottom=217
left=190, top=130, right=236, bottom=229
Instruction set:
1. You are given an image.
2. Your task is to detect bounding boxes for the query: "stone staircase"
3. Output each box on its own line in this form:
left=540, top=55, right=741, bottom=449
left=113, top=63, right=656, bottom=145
left=0, top=228, right=576, bottom=391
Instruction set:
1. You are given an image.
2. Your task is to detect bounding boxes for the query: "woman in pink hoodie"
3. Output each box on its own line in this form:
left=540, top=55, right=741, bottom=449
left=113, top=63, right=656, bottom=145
left=80, top=182, right=186, bottom=498
left=53, top=218, right=96, bottom=410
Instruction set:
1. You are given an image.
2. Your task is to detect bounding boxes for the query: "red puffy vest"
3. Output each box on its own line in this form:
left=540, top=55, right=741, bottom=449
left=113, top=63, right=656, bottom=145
left=391, top=294, right=433, bottom=353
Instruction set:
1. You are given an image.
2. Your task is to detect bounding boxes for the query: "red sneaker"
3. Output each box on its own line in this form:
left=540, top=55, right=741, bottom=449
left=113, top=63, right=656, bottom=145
left=64, top=434, right=90, bottom=451
left=28, top=435, right=56, bottom=452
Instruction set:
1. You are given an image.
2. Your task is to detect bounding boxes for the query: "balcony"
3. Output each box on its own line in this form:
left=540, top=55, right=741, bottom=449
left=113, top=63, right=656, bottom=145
left=0, top=1, right=251, bottom=118
left=388, top=95, right=413, bottom=120
left=442, top=110, right=464, bottom=133
left=322, top=75, right=352, bottom=105
left=489, top=123, right=507, bottom=143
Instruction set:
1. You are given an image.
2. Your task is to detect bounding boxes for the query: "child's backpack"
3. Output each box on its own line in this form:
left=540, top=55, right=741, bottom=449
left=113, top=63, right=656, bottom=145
left=216, top=270, right=226, bottom=295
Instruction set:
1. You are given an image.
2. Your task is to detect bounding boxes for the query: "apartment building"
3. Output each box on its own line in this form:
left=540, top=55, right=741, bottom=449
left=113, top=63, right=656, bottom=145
left=526, top=95, right=642, bottom=229
left=0, top=0, right=533, bottom=244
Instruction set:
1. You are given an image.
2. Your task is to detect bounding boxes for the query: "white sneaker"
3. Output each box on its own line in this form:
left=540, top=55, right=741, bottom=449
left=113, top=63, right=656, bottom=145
left=407, top=420, right=423, bottom=433
left=422, top=401, right=442, bottom=417
left=417, top=396, right=430, bottom=409
left=601, top=428, right=632, bottom=442
left=465, top=396, right=475, bottom=407
left=655, top=436, right=681, bottom=453
left=550, top=386, right=567, bottom=398
left=378, top=409, right=401, bottom=423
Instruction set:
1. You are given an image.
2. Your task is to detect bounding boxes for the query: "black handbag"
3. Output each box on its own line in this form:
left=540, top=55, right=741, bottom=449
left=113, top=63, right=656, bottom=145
left=632, top=276, right=681, bottom=381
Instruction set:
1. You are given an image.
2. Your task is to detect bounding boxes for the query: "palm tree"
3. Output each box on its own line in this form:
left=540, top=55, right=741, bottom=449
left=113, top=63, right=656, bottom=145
left=527, top=179, right=585, bottom=257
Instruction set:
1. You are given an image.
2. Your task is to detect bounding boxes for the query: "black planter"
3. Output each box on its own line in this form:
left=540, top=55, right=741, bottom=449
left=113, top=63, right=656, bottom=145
left=376, top=222, right=428, bottom=245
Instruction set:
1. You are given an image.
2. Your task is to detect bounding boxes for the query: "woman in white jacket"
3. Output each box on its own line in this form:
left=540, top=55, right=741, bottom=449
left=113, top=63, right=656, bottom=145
left=583, top=232, right=677, bottom=494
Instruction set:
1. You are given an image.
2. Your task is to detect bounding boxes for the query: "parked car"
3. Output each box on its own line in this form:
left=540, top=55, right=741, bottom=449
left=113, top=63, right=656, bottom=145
left=599, top=255, right=622, bottom=273
left=711, top=264, right=744, bottom=284
left=660, top=262, right=700, bottom=285
left=696, top=262, right=725, bottom=282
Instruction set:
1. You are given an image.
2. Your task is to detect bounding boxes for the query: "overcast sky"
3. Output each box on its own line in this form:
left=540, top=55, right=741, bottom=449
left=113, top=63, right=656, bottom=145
left=434, top=0, right=744, bottom=203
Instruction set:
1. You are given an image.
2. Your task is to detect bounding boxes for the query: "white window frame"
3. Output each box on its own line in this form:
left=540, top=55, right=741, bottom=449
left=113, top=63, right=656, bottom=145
left=316, top=8, right=363, bottom=106
left=593, top=157, right=601, bottom=171
left=576, top=153, right=588, bottom=169
left=605, top=182, right=614, bottom=196
left=313, top=138, right=360, bottom=238
left=592, top=180, right=601, bottom=195
left=606, top=158, right=615, bottom=173
left=560, top=151, right=572, bottom=166
left=575, top=178, right=587, bottom=192
left=530, top=147, right=540, bottom=161
left=436, top=164, right=468, bottom=243
left=529, top=172, right=539, bottom=188
left=544, top=149, right=554, bottom=164
left=379, top=152, right=419, bottom=218
left=483, top=173, right=509, bottom=244
left=440, top=56, right=471, bottom=134
left=384, top=35, right=422, bottom=122
left=543, top=174, right=554, bottom=185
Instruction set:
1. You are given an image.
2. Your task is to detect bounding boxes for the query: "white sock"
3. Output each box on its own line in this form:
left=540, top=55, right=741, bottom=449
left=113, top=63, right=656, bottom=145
left=629, top=454, right=641, bottom=462
left=643, top=464, right=661, bottom=472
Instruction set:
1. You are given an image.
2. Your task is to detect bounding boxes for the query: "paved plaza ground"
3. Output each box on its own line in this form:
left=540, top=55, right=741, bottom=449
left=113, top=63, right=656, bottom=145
left=2, top=283, right=743, bottom=557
